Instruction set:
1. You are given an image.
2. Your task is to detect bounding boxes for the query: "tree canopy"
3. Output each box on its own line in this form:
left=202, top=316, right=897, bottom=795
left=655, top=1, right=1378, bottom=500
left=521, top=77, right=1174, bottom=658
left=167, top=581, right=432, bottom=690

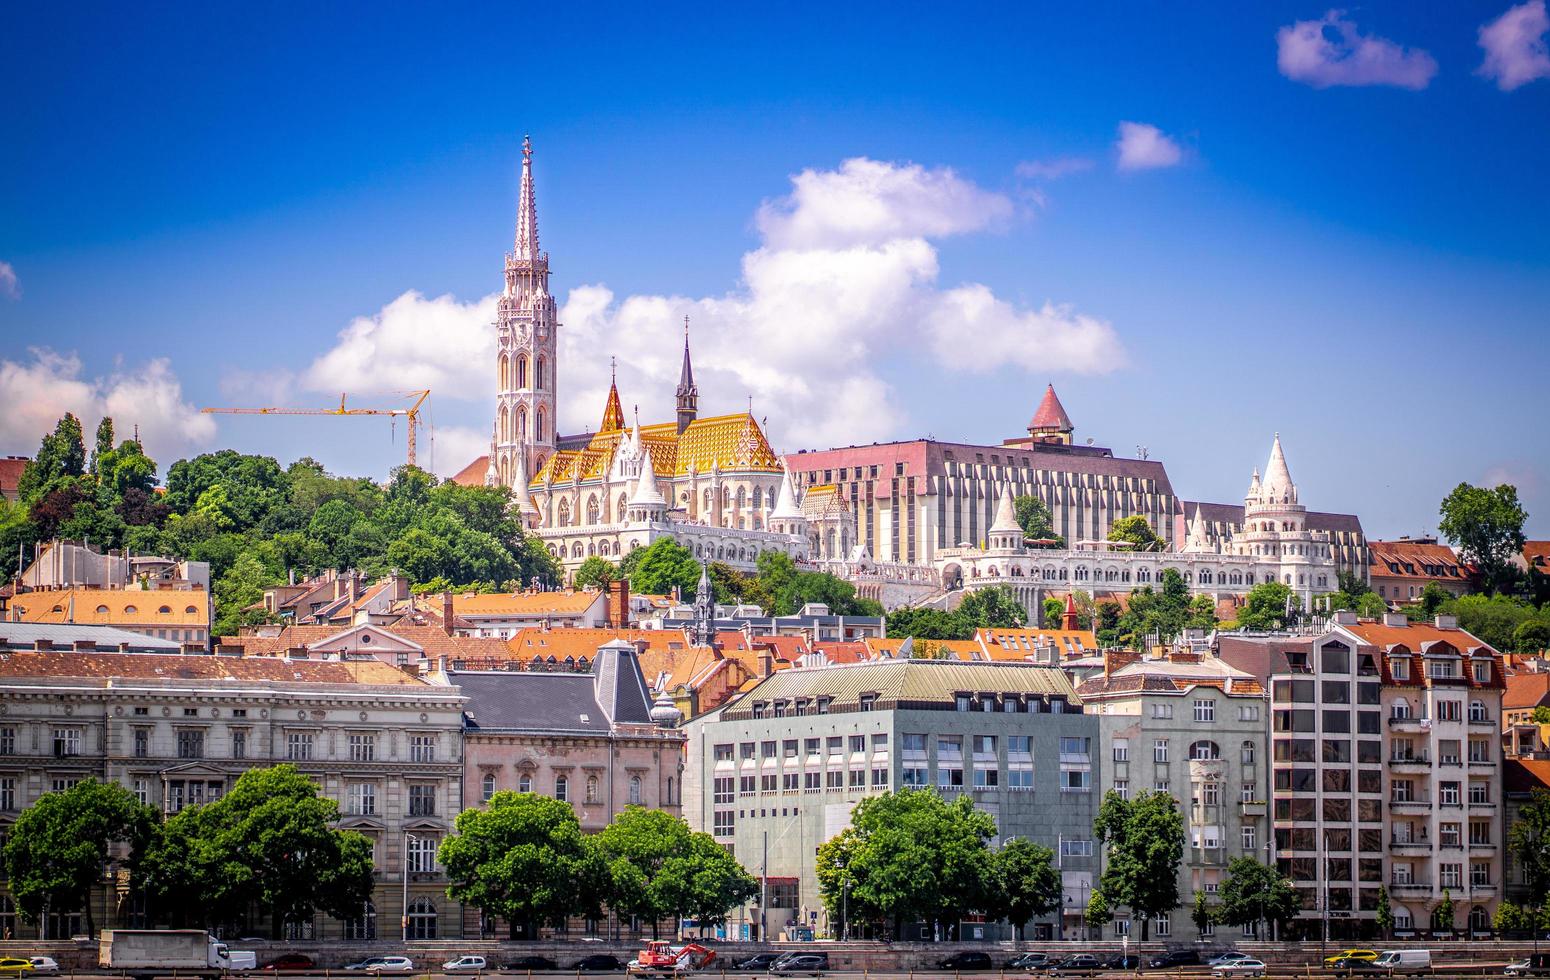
left=1013, top=495, right=1062, bottom=546
left=1214, top=857, right=1299, bottom=932
left=1107, top=516, right=1163, bottom=552
left=137, top=765, right=374, bottom=937
left=991, top=837, right=1062, bottom=939
left=2, top=779, right=156, bottom=935
left=1509, top=788, right=1550, bottom=908
left=591, top=806, right=756, bottom=935
left=1233, top=581, right=1296, bottom=631
left=1439, top=482, right=1528, bottom=595
left=1092, top=790, right=1184, bottom=941
left=887, top=585, right=1025, bottom=640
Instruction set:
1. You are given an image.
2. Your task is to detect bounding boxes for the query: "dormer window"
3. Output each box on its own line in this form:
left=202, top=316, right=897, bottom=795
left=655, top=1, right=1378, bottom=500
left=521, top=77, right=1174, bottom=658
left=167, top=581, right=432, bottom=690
left=1390, top=658, right=1410, bottom=681
left=816, top=697, right=832, bottom=714
left=859, top=693, right=878, bottom=712
left=955, top=693, right=972, bottom=712
left=1472, top=660, right=1492, bottom=684
left=772, top=700, right=787, bottom=718
left=751, top=702, right=768, bottom=719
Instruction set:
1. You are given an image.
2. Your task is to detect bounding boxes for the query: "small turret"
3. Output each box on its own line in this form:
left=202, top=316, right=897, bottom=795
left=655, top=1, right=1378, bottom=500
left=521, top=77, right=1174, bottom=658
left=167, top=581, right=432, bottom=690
left=987, top=487, right=1023, bottom=551
left=675, top=316, right=699, bottom=436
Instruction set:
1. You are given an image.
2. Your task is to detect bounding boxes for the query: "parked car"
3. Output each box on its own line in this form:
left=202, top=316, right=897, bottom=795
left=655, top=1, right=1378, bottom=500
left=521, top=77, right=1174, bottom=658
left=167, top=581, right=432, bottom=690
left=443, top=957, right=487, bottom=973
left=1209, top=952, right=1251, bottom=967
left=1101, top=954, right=1141, bottom=970
left=1149, top=950, right=1201, bottom=970
left=1048, top=954, right=1104, bottom=974
left=1007, top=953, right=1053, bottom=970
left=1324, top=950, right=1379, bottom=967
left=371, top=958, right=416, bottom=975
left=1371, top=950, right=1431, bottom=976
left=262, top=955, right=316, bottom=973
left=25, top=960, right=58, bottom=976
left=937, top=952, right=993, bottom=970
left=505, top=956, right=558, bottom=971
left=1212, top=958, right=1266, bottom=978
left=346, top=959, right=388, bottom=972
left=1328, top=957, right=1386, bottom=975
left=1507, top=954, right=1550, bottom=977
left=768, top=952, right=828, bottom=977
left=737, top=954, right=782, bottom=971
left=0, top=961, right=33, bottom=977
left=572, top=955, right=623, bottom=972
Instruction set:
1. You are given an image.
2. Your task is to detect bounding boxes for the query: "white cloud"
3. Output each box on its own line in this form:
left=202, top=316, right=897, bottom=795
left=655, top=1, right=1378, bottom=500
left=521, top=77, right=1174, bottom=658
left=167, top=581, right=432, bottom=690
left=303, top=156, right=1126, bottom=460
left=0, top=261, right=18, bottom=300
left=1478, top=1, right=1550, bottom=90
left=755, top=157, right=1013, bottom=250
left=1277, top=10, right=1438, bottom=89
left=302, top=290, right=498, bottom=400
left=0, top=349, right=216, bottom=465
left=428, top=424, right=494, bottom=480
left=1115, top=122, right=1184, bottom=171
left=1014, top=156, right=1094, bottom=181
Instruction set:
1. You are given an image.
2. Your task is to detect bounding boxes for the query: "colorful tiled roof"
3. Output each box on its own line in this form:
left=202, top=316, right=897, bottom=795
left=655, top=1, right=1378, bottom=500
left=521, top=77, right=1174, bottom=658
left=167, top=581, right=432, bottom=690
left=533, top=412, right=781, bottom=486
left=1505, top=672, right=1550, bottom=710
left=1028, top=384, right=1073, bottom=431
left=0, top=651, right=426, bottom=686
left=1368, top=540, right=1470, bottom=580
left=9, top=589, right=209, bottom=627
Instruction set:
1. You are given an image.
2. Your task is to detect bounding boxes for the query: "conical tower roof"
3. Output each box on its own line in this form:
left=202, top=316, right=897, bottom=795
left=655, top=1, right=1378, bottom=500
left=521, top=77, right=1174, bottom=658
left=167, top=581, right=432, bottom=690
left=990, top=487, right=1021, bottom=535
left=769, top=465, right=804, bottom=522
left=510, top=448, right=537, bottom=517
left=1262, top=433, right=1295, bottom=500
left=1182, top=504, right=1212, bottom=553
left=1028, top=384, right=1074, bottom=432
left=514, top=136, right=540, bottom=260
left=629, top=448, right=666, bottom=508
left=600, top=367, right=625, bottom=433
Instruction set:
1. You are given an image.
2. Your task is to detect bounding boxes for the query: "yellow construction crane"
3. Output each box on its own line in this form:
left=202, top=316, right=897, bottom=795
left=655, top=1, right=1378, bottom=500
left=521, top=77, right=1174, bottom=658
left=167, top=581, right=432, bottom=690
left=201, top=390, right=431, bottom=468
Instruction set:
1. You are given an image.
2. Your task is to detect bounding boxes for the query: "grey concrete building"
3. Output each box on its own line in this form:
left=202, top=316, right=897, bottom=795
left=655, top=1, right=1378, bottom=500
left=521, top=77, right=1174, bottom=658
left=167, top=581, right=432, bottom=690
left=683, top=659, right=1099, bottom=941
left=1078, top=651, right=1271, bottom=943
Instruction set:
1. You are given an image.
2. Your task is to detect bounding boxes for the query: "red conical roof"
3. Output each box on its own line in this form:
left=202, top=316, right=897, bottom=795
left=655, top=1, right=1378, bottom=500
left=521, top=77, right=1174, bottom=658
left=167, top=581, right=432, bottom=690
left=600, top=382, right=625, bottom=432
left=1029, top=384, right=1073, bottom=432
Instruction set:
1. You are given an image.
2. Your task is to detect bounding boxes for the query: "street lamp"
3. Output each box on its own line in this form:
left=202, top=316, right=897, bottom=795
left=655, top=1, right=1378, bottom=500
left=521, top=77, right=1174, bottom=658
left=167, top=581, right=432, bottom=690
left=402, top=832, right=422, bottom=942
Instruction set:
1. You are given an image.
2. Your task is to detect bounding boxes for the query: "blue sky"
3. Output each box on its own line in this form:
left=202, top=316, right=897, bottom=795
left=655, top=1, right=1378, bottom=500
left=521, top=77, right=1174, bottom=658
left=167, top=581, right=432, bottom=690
left=3, top=2, right=1548, bottom=539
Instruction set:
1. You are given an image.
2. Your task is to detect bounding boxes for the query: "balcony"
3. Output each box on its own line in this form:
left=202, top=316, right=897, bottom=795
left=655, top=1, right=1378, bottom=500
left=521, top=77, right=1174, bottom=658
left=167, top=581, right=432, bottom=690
left=1388, top=714, right=1427, bottom=730
left=1469, top=713, right=1495, bottom=727
left=1240, top=800, right=1267, bottom=817
left=1390, top=878, right=1433, bottom=898
left=1470, top=798, right=1497, bottom=810
left=1389, top=837, right=1431, bottom=853
left=1390, top=793, right=1432, bottom=810
left=1471, top=880, right=1498, bottom=894
left=1389, top=753, right=1431, bottom=771
left=1470, top=841, right=1497, bottom=852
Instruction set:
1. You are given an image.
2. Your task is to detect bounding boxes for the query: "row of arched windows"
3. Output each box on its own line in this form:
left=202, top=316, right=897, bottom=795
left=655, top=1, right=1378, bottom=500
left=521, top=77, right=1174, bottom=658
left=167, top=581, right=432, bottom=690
left=498, top=352, right=548, bottom=392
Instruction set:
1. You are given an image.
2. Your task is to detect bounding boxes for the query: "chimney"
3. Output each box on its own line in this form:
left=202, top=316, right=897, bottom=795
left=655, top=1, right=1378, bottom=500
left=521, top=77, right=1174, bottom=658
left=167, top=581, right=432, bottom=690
left=1382, top=612, right=1409, bottom=628
left=118, top=642, right=132, bottom=653
left=442, top=592, right=455, bottom=637
left=1332, top=610, right=1358, bottom=626
left=760, top=652, right=775, bottom=678
left=608, top=579, right=630, bottom=629
left=33, top=639, right=53, bottom=651
left=1436, top=614, right=1458, bottom=630
left=74, top=640, right=96, bottom=652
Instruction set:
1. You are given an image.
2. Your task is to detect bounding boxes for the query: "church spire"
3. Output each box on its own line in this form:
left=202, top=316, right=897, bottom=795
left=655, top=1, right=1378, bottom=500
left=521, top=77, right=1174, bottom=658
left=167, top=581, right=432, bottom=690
left=676, top=315, right=699, bottom=434
left=600, top=357, right=625, bottom=432
left=514, top=135, right=540, bottom=261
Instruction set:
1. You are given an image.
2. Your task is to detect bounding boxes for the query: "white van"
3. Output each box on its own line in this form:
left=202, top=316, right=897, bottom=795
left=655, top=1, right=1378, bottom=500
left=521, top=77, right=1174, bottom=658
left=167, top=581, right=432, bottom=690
left=1373, top=950, right=1431, bottom=974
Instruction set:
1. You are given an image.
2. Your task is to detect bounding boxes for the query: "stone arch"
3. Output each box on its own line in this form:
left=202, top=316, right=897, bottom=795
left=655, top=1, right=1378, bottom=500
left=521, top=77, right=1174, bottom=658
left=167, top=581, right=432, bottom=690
left=517, top=353, right=529, bottom=389
left=536, top=355, right=547, bottom=390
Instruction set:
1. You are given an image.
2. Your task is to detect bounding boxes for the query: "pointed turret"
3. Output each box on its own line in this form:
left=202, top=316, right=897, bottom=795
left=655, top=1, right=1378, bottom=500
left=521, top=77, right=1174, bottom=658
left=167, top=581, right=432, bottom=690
left=1247, top=466, right=1261, bottom=501
left=1060, top=592, right=1080, bottom=631
left=676, top=315, right=699, bottom=435
left=692, top=561, right=714, bottom=646
left=484, top=425, right=500, bottom=487
left=768, top=464, right=805, bottom=532
left=509, top=445, right=538, bottom=525
left=1261, top=433, right=1296, bottom=503
left=600, top=359, right=625, bottom=432
left=513, top=135, right=540, bottom=261
left=627, top=447, right=666, bottom=521
left=1182, top=504, right=1213, bottom=554
left=987, top=487, right=1023, bottom=551
left=1027, top=384, right=1075, bottom=444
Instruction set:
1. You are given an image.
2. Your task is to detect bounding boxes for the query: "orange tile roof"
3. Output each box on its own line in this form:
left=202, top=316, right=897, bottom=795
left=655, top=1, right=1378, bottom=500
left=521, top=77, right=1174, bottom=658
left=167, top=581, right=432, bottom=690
left=451, top=590, right=604, bottom=617
left=9, top=589, right=209, bottom=627
left=1369, top=540, right=1469, bottom=580
left=532, top=412, right=780, bottom=486
left=977, top=627, right=1097, bottom=660
left=1343, top=618, right=1496, bottom=654
left=450, top=454, right=492, bottom=487
left=814, top=641, right=870, bottom=664
left=0, top=651, right=426, bottom=686
left=1506, top=672, right=1550, bottom=710
left=1525, top=541, right=1550, bottom=570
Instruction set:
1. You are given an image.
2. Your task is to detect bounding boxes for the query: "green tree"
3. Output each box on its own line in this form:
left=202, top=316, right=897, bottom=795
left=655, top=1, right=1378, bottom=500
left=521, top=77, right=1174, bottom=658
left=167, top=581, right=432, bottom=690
left=1214, top=857, right=1299, bottom=936
left=17, top=413, right=87, bottom=502
left=1516, top=619, right=1550, bottom=654
left=1494, top=900, right=1529, bottom=935
left=1449, top=594, right=1536, bottom=654
left=1107, top=516, right=1163, bottom=552
left=1509, top=789, right=1550, bottom=908
left=572, top=556, right=619, bottom=590
left=138, top=765, right=373, bottom=938
left=1084, top=888, right=1112, bottom=930
left=438, top=791, right=606, bottom=935
left=1191, top=890, right=1214, bottom=935
left=1433, top=889, right=1455, bottom=932
left=992, top=838, right=1062, bottom=940
left=1235, top=581, right=1296, bottom=630
left=1013, top=496, right=1061, bottom=545
left=3, top=779, right=156, bottom=936
left=1534, top=706, right=1550, bottom=726
left=1375, top=884, right=1393, bottom=938
left=814, top=790, right=998, bottom=938
left=1042, top=597, right=1065, bottom=628
left=1439, top=482, right=1529, bottom=595
left=774, top=570, right=882, bottom=617
left=1092, top=790, right=1184, bottom=940
left=593, top=806, right=754, bottom=937
left=885, top=606, right=975, bottom=641
left=211, top=551, right=280, bottom=638
left=91, top=417, right=115, bottom=477
left=625, top=539, right=703, bottom=599
left=957, top=585, right=1028, bottom=629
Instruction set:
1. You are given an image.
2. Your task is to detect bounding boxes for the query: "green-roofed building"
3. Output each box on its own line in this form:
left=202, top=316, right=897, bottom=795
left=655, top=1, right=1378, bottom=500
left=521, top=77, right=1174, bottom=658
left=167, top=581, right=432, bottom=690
left=683, top=658, right=1101, bottom=941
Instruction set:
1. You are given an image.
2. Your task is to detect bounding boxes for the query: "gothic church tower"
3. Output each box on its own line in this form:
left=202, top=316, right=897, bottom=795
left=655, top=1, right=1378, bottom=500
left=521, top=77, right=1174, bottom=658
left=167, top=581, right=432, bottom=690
left=492, top=136, right=558, bottom=488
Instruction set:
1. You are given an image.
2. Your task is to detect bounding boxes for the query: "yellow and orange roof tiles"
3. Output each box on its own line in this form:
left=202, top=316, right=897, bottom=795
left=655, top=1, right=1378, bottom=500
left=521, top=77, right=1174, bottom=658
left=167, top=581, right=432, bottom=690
left=532, top=412, right=782, bottom=487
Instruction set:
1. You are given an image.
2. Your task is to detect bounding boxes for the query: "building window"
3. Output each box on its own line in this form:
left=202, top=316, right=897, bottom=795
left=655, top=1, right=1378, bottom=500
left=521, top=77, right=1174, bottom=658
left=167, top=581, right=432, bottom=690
left=1154, top=739, right=1169, bottom=763
left=409, top=735, right=436, bottom=762
left=406, top=898, right=438, bottom=940
left=349, top=733, right=376, bottom=762
left=176, top=730, right=204, bottom=760
left=1241, top=741, right=1256, bottom=766
left=713, top=777, right=735, bottom=805
left=586, top=775, right=600, bottom=804
left=629, top=775, right=643, bottom=805
left=1242, top=826, right=1256, bottom=852
left=937, top=736, right=964, bottom=788
left=231, top=729, right=247, bottom=759
left=481, top=773, right=496, bottom=803
left=713, top=810, right=735, bottom=836
left=406, top=836, right=437, bottom=874
left=133, top=729, right=149, bottom=758
left=554, top=775, right=569, bottom=803
left=0, top=728, right=13, bottom=755
left=1060, top=839, right=1094, bottom=859
left=1151, top=703, right=1174, bottom=719
left=349, top=782, right=377, bottom=816
left=346, top=900, right=377, bottom=941
left=1112, top=738, right=1129, bottom=762
left=408, top=784, right=436, bottom=816
left=1194, top=699, right=1215, bottom=723
left=1190, top=740, right=1220, bottom=761
left=52, top=728, right=82, bottom=758
left=132, top=778, right=149, bottom=806
left=286, top=731, right=314, bottom=761
left=1062, top=769, right=1091, bottom=793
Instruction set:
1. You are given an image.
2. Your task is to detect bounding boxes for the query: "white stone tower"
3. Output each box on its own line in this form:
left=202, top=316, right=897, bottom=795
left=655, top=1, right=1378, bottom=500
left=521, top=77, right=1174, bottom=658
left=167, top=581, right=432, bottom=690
left=493, top=136, right=558, bottom=487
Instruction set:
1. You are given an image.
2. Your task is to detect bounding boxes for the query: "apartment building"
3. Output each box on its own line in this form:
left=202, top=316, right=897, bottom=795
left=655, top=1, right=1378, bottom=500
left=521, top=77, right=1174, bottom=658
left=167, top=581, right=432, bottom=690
left=1078, top=650, right=1270, bottom=943
left=1268, top=612, right=1503, bottom=941
left=684, top=660, right=1099, bottom=941
left=0, top=651, right=466, bottom=940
